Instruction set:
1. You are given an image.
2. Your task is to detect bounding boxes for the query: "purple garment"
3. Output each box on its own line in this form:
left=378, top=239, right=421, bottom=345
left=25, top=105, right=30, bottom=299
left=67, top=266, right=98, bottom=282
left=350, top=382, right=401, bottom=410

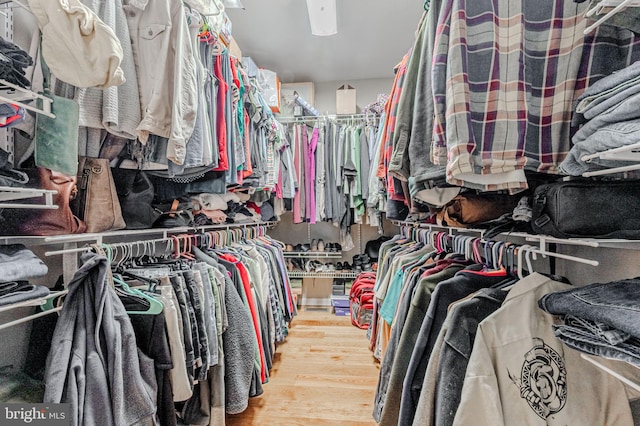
left=305, top=127, right=319, bottom=223
left=302, top=126, right=311, bottom=221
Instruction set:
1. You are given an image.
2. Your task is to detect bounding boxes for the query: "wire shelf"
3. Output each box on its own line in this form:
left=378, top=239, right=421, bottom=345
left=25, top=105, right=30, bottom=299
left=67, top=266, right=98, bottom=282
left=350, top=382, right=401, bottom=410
left=288, top=271, right=359, bottom=279
left=283, top=251, right=343, bottom=258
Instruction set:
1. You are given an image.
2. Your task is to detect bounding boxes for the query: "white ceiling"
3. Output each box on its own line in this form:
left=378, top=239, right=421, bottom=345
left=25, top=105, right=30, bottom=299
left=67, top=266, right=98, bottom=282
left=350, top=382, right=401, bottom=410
left=226, top=0, right=423, bottom=83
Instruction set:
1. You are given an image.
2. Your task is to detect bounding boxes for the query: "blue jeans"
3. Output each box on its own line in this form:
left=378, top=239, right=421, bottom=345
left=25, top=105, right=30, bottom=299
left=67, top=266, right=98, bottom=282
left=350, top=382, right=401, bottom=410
left=559, top=119, right=640, bottom=175
left=552, top=321, right=640, bottom=367
left=538, top=278, right=640, bottom=339
left=573, top=60, right=640, bottom=125
left=573, top=90, right=640, bottom=143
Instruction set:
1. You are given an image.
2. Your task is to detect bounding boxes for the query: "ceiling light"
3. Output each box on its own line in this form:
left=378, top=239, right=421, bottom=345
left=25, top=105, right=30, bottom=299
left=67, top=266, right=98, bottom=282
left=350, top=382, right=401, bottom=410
left=305, top=0, right=337, bottom=36
left=222, top=0, right=244, bottom=9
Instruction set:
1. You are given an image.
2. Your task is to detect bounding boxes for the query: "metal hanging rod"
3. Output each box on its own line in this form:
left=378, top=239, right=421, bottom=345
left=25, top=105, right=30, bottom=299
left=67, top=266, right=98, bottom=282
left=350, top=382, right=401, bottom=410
left=394, top=221, right=600, bottom=267
left=44, top=221, right=276, bottom=257
left=277, top=113, right=378, bottom=123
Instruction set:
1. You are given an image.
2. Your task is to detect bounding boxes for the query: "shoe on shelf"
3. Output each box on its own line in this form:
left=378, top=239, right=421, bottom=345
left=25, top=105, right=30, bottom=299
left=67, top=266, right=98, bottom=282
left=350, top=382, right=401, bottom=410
left=285, top=244, right=294, bottom=252
left=335, top=262, right=343, bottom=271
left=311, top=239, right=318, bottom=252
left=326, top=262, right=336, bottom=271
left=286, top=259, right=294, bottom=271
left=317, top=239, right=325, bottom=252
left=301, top=243, right=311, bottom=252
left=335, top=243, right=342, bottom=252
left=292, top=258, right=304, bottom=270
left=305, top=260, right=314, bottom=272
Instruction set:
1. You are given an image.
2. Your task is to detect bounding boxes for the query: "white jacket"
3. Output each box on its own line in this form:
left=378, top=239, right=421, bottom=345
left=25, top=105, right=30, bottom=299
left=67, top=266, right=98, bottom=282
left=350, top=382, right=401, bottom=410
left=453, top=273, right=637, bottom=426
left=123, top=0, right=198, bottom=166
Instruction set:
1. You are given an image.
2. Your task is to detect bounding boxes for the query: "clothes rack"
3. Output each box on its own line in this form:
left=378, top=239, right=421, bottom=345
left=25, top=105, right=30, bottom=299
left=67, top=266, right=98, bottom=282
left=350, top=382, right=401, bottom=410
left=395, top=221, right=600, bottom=268
left=276, top=113, right=378, bottom=123
left=43, top=222, right=276, bottom=257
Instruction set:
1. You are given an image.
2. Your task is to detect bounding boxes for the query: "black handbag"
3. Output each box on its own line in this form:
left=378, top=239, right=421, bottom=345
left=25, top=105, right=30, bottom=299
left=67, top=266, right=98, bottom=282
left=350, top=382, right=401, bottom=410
left=111, top=167, right=160, bottom=229
left=152, top=199, right=195, bottom=228
left=531, top=180, right=640, bottom=239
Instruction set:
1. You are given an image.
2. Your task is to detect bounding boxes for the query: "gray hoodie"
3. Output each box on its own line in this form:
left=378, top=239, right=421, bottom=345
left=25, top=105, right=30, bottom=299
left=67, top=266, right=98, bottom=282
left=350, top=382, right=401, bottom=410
left=44, top=253, right=157, bottom=426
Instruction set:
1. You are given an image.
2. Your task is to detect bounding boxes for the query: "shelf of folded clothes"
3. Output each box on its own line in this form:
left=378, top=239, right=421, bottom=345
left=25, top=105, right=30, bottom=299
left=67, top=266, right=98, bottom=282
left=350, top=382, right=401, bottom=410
left=0, top=79, right=55, bottom=119
left=283, top=252, right=343, bottom=258
left=288, top=271, right=359, bottom=279
left=0, top=185, right=58, bottom=209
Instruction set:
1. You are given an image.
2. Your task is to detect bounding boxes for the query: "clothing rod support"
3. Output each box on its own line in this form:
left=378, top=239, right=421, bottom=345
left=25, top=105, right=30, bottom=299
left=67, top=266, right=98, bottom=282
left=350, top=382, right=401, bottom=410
left=0, top=306, right=63, bottom=331
left=0, top=290, right=68, bottom=314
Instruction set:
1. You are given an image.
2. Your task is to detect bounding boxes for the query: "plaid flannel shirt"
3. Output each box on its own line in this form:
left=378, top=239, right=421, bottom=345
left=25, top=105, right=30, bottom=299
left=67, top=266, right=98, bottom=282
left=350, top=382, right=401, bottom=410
left=432, top=0, right=593, bottom=192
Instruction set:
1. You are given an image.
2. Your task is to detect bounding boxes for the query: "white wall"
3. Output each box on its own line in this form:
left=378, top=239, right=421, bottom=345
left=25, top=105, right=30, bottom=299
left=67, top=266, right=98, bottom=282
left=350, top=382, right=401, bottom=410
left=307, top=78, right=393, bottom=115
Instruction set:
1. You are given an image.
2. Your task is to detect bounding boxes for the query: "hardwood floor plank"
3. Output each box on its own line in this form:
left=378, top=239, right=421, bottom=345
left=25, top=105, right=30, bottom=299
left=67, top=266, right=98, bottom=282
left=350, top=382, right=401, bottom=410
left=226, top=309, right=379, bottom=425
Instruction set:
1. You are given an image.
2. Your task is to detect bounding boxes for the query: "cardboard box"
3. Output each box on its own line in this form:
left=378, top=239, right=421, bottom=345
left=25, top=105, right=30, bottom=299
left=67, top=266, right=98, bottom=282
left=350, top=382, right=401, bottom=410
left=258, top=68, right=281, bottom=113
left=336, top=84, right=357, bottom=114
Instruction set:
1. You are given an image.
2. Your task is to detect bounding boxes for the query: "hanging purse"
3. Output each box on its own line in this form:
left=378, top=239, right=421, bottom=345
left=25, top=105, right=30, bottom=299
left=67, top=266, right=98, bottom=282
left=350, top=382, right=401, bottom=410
left=33, top=43, right=79, bottom=177
left=0, top=167, right=86, bottom=236
left=71, top=156, right=126, bottom=233
left=111, top=165, right=160, bottom=229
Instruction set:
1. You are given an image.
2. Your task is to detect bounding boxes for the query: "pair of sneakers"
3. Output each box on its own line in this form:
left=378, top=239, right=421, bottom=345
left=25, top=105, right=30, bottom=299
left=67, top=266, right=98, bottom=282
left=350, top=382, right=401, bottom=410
left=353, top=254, right=373, bottom=272
left=310, top=239, right=325, bottom=252
left=335, top=262, right=351, bottom=271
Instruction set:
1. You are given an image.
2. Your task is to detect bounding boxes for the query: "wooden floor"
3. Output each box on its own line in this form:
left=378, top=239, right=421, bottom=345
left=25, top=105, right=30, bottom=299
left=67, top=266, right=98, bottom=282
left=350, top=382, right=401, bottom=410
left=226, top=308, right=380, bottom=425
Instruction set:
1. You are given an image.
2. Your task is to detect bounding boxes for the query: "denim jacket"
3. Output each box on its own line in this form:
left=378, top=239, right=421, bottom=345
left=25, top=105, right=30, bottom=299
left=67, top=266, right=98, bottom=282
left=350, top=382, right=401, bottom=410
left=123, top=0, right=198, bottom=166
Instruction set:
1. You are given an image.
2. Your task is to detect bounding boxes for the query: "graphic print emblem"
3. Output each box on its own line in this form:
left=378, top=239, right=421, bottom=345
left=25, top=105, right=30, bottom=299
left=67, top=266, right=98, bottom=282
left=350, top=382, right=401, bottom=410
left=513, top=338, right=567, bottom=419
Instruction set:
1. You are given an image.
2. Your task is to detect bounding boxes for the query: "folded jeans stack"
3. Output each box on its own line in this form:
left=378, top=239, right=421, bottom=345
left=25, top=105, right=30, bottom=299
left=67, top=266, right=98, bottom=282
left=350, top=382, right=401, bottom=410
left=538, top=278, right=640, bottom=367
left=0, top=244, right=50, bottom=307
left=561, top=60, right=640, bottom=176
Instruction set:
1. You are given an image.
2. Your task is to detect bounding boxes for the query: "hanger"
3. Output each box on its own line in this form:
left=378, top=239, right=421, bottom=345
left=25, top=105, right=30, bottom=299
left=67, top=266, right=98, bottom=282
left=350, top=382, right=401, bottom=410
left=464, top=240, right=507, bottom=277
left=112, top=274, right=164, bottom=315
left=516, top=244, right=538, bottom=280
left=583, top=0, right=639, bottom=34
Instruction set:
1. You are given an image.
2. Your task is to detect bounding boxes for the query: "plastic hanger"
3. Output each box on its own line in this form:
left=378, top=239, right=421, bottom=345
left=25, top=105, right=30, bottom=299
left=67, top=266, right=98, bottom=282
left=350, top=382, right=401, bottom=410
left=466, top=240, right=507, bottom=277
left=112, top=275, right=164, bottom=315
left=516, top=244, right=538, bottom=280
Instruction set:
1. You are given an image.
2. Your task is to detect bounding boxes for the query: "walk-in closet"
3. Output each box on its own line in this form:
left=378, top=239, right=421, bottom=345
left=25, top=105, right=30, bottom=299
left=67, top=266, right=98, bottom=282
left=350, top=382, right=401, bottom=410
left=1, top=0, right=640, bottom=425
